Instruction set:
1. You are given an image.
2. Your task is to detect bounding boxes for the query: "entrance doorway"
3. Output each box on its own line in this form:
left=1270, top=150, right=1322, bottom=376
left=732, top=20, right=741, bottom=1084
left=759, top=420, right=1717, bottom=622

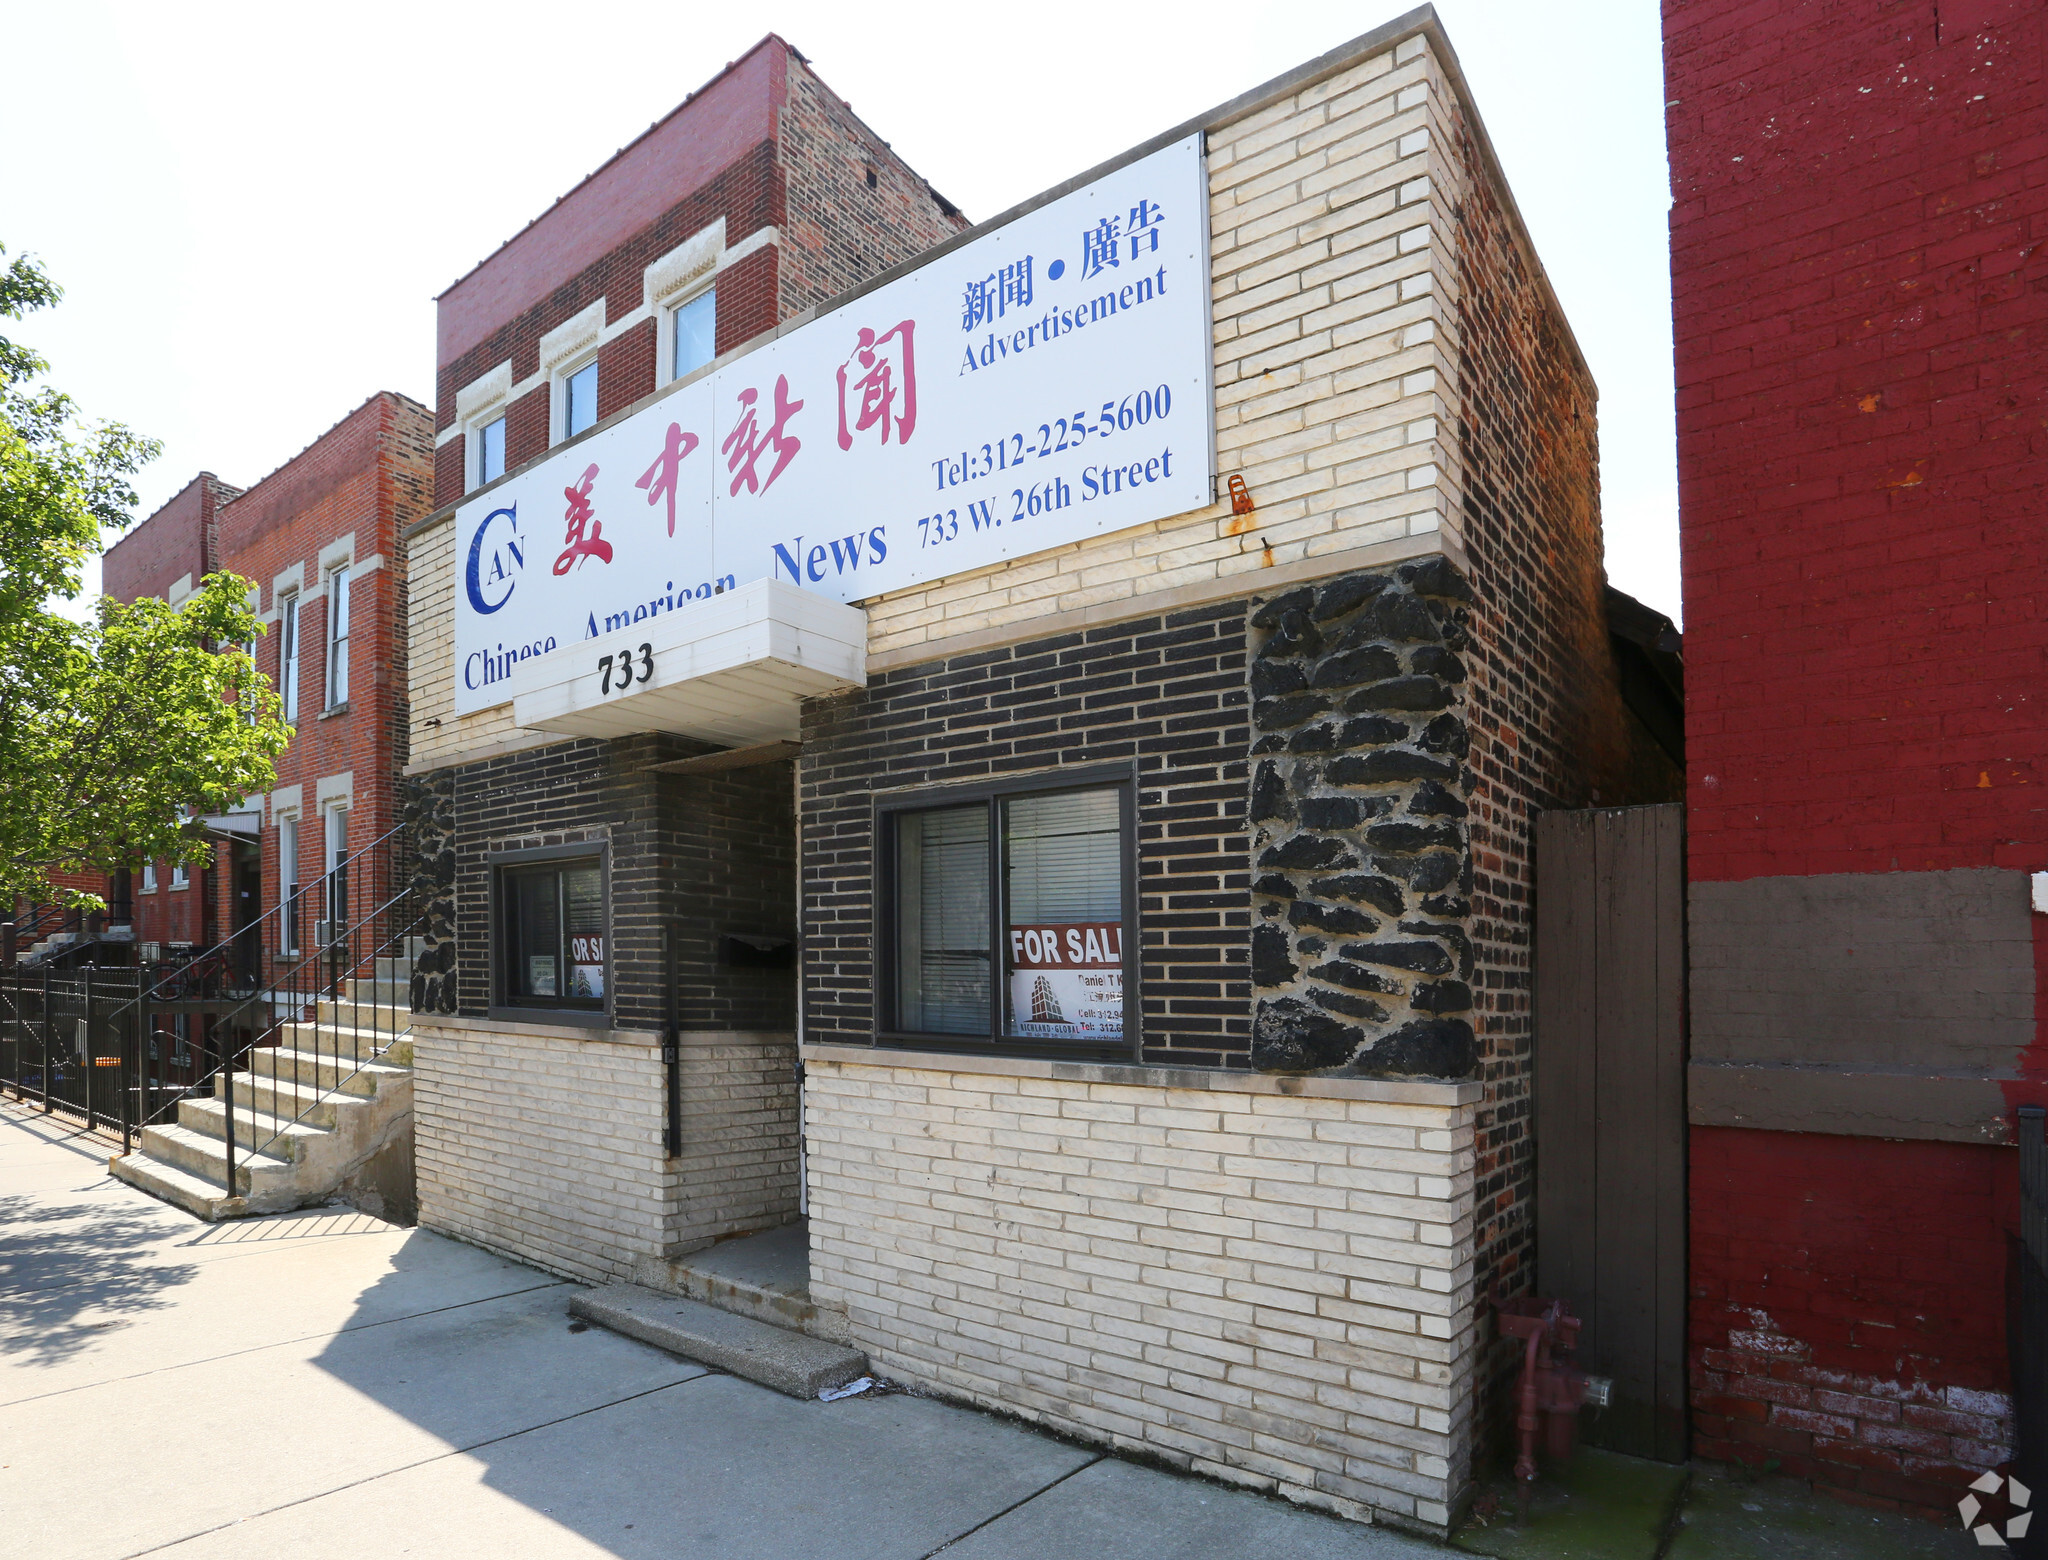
left=1533, top=803, right=1688, bottom=1462
left=231, top=839, right=262, bottom=985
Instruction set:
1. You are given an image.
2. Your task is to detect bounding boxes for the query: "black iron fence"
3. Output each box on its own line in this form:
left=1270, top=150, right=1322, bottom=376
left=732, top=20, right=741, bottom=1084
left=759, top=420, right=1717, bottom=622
left=0, top=821, right=427, bottom=1183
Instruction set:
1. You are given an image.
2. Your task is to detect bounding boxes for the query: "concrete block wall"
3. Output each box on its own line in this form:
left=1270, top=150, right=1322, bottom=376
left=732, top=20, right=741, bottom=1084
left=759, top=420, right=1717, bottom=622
left=414, top=1016, right=799, bottom=1282
left=668, top=1030, right=799, bottom=1254
left=802, top=1045, right=1481, bottom=1535
left=414, top=1017, right=673, bottom=1285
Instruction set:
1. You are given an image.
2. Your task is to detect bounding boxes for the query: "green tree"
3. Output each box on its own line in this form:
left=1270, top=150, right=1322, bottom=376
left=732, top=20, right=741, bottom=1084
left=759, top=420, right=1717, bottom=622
left=0, top=244, right=289, bottom=906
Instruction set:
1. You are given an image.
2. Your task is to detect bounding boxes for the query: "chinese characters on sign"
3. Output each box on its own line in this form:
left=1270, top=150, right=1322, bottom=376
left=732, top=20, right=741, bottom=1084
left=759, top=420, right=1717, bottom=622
left=451, top=133, right=1211, bottom=715
left=722, top=375, right=804, bottom=496
left=553, top=464, right=609, bottom=576
left=634, top=423, right=700, bottom=536
left=837, top=321, right=918, bottom=450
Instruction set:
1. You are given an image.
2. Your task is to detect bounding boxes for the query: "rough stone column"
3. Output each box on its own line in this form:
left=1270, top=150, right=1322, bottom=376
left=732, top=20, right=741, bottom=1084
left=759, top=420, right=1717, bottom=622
left=1247, top=557, right=1478, bottom=1077
left=403, top=771, right=457, bottom=1015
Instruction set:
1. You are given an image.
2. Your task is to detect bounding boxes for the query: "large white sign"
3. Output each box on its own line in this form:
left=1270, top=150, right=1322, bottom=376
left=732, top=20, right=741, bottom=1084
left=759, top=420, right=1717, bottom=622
left=454, top=134, right=1212, bottom=713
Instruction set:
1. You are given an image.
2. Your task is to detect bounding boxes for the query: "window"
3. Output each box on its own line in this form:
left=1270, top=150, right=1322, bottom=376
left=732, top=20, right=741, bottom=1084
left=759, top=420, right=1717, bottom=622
left=170, top=862, right=189, bottom=890
left=476, top=413, right=506, bottom=486
left=882, top=773, right=1132, bottom=1052
left=141, top=862, right=157, bottom=894
left=563, top=360, right=598, bottom=439
left=324, top=807, right=349, bottom=927
left=325, top=567, right=350, bottom=707
left=279, top=817, right=301, bottom=954
left=671, top=288, right=716, bottom=382
left=499, top=856, right=606, bottom=1009
left=241, top=634, right=259, bottom=722
left=277, top=592, right=300, bottom=721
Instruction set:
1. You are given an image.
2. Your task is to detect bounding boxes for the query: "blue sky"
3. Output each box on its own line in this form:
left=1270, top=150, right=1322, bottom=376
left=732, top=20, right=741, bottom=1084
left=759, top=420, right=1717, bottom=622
left=5, top=0, right=1679, bottom=621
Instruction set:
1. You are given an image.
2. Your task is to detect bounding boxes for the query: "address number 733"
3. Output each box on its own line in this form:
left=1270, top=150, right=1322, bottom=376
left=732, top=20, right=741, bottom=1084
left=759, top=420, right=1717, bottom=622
left=598, top=643, right=653, bottom=696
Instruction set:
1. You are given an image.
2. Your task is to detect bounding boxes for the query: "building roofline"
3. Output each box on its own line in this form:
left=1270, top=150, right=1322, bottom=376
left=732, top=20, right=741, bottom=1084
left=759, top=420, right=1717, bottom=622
left=407, top=5, right=1591, bottom=539
left=434, top=34, right=792, bottom=304
left=217, top=390, right=430, bottom=515
left=801, top=5, right=1591, bottom=391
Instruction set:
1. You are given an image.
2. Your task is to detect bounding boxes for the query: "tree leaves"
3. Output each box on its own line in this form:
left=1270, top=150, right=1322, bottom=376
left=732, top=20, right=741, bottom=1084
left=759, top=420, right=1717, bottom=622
left=0, top=244, right=289, bottom=906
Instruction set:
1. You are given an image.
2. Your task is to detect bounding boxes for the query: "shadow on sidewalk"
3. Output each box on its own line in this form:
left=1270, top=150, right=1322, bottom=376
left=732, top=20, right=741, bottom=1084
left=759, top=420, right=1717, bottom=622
left=0, top=1190, right=199, bottom=1368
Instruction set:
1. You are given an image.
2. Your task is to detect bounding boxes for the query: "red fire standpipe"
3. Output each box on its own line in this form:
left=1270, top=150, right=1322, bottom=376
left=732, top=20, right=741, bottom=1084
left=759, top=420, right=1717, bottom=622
left=1493, top=1291, right=1607, bottom=1521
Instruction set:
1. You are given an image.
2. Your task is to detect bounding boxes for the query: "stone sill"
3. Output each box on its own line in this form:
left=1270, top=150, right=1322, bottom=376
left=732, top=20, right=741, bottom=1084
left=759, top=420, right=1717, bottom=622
left=800, top=1043, right=1482, bottom=1107
left=415, top=1012, right=795, bottom=1050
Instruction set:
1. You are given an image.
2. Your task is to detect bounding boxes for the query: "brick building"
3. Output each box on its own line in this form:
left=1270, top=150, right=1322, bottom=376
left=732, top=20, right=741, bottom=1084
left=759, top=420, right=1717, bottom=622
left=1664, top=0, right=2046, bottom=1514
left=401, top=16, right=1680, bottom=1534
left=102, top=392, right=432, bottom=990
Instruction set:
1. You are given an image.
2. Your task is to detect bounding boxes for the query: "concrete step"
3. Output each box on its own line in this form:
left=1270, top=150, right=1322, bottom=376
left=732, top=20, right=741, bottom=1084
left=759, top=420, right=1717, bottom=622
left=374, top=957, right=414, bottom=984
left=111, top=1148, right=251, bottom=1220
left=634, top=1221, right=820, bottom=1334
left=134, top=1121, right=293, bottom=1194
left=249, top=1047, right=407, bottom=1095
left=312, top=998, right=410, bottom=1034
left=273, top=1019, right=407, bottom=1059
left=177, top=1095, right=328, bottom=1161
left=569, top=1285, right=868, bottom=1400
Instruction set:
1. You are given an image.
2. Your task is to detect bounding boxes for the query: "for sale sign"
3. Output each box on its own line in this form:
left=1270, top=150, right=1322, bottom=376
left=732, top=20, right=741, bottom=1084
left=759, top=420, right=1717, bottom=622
left=1008, top=921, right=1124, bottom=1039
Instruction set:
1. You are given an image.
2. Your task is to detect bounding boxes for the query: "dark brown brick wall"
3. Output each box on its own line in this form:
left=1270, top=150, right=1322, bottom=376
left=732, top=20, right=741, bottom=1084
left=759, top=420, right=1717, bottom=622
left=800, top=602, right=1252, bottom=1066
left=1447, top=104, right=1685, bottom=1457
left=448, top=736, right=795, bottom=1033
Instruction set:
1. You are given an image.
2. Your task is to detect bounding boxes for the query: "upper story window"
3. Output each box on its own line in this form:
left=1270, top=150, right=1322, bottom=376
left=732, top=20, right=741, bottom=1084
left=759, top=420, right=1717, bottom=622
left=476, top=414, right=507, bottom=486
left=325, top=566, right=351, bottom=708
left=563, top=361, right=599, bottom=439
left=671, top=288, right=716, bottom=383
left=880, top=772, right=1133, bottom=1054
left=141, top=862, right=157, bottom=894
left=277, top=592, right=300, bottom=721
left=170, top=862, right=189, bottom=891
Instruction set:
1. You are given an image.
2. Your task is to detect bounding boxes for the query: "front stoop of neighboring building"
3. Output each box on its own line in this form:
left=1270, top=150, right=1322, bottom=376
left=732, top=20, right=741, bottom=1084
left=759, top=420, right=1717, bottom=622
left=111, top=952, right=418, bottom=1222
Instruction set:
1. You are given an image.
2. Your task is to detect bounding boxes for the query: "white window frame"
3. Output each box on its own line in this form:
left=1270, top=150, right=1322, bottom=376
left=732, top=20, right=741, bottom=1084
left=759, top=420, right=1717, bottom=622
left=277, top=591, right=300, bottom=721
left=325, top=565, right=351, bottom=709
left=170, top=861, right=189, bottom=891
left=471, top=410, right=508, bottom=491
left=278, top=815, right=301, bottom=954
left=141, top=862, right=157, bottom=894
left=662, top=283, right=718, bottom=386
left=554, top=353, right=600, bottom=444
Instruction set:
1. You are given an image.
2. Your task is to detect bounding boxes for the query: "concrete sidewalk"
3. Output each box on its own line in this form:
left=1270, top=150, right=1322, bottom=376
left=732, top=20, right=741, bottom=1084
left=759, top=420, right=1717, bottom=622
left=0, top=1102, right=1982, bottom=1559
left=0, top=1103, right=1422, bottom=1560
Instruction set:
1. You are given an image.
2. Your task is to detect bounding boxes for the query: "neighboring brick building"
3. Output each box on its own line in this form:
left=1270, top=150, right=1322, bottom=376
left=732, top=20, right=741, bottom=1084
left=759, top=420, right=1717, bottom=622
left=402, top=16, right=1678, bottom=1535
left=101, top=473, right=244, bottom=948
left=1664, top=0, right=2046, bottom=1514
left=102, top=396, right=432, bottom=965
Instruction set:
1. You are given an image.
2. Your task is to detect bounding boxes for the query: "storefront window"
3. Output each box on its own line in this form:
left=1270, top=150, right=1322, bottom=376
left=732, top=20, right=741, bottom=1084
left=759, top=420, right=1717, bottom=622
left=501, top=857, right=606, bottom=1009
left=885, top=777, right=1130, bottom=1050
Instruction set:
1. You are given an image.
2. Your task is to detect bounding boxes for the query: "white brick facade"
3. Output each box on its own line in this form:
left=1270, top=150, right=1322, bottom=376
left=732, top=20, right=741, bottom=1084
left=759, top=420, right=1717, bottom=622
left=802, top=1045, right=1481, bottom=1533
left=415, top=1015, right=797, bottom=1285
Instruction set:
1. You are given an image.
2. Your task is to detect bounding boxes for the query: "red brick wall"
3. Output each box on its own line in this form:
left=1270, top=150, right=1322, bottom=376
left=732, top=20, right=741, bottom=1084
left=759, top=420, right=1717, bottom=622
left=434, top=141, right=786, bottom=507
left=223, top=393, right=432, bottom=937
left=432, top=38, right=967, bottom=511
left=1691, top=1127, right=2018, bottom=1509
left=121, top=395, right=432, bottom=954
left=1665, top=0, right=2047, bottom=1509
left=103, top=472, right=240, bottom=604
left=775, top=49, right=967, bottom=316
